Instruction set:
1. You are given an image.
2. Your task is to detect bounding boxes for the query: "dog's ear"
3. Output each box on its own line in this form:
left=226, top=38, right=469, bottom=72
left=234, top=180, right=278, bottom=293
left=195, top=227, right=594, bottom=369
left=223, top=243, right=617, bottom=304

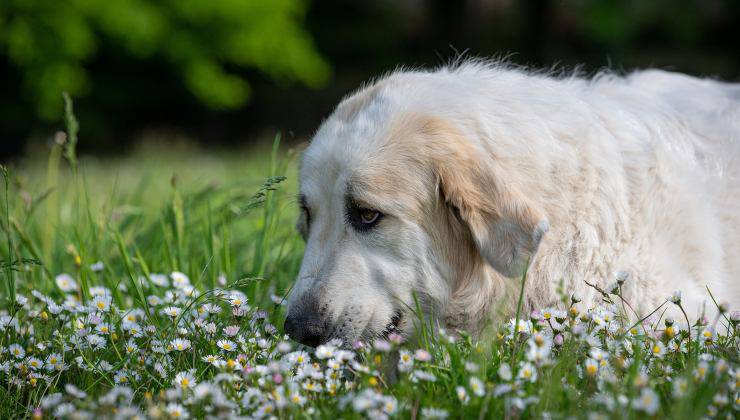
left=422, top=121, right=549, bottom=278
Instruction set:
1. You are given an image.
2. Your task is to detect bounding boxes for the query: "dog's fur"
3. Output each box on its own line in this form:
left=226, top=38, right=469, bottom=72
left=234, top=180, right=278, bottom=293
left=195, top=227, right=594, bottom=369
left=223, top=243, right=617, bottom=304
left=287, top=61, right=740, bottom=343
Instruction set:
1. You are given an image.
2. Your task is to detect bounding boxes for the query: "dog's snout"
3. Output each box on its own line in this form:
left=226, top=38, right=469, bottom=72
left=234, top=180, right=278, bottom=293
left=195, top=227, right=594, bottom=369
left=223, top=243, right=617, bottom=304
left=284, top=312, right=328, bottom=347
left=284, top=291, right=329, bottom=347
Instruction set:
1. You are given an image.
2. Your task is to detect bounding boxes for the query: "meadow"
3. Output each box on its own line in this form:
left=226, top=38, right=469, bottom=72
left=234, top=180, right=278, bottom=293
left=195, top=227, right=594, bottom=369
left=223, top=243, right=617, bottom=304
left=0, top=105, right=737, bottom=419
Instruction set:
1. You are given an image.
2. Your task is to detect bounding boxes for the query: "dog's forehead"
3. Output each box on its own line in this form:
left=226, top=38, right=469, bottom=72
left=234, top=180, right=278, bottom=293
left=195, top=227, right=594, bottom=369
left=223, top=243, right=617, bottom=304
left=300, top=106, right=398, bottom=194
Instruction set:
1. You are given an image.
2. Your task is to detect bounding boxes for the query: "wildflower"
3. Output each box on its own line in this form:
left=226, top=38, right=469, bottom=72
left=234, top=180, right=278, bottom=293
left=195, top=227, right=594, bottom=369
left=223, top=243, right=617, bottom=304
left=55, top=274, right=78, bottom=292
left=694, top=361, right=709, bottom=381
left=161, top=306, right=182, bottom=318
left=65, top=384, right=87, bottom=399
left=174, top=371, right=197, bottom=389
left=8, top=344, right=25, bottom=359
left=518, top=362, right=537, bottom=382
left=498, top=363, right=513, bottom=381
left=166, top=403, right=189, bottom=419
left=170, top=271, right=190, bottom=288
left=465, top=361, right=480, bottom=372
left=223, top=325, right=240, bottom=337
left=414, top=349, right=432, bottom=362
left=27, top=357, right=43, bottom=370
left=86, top=334, right=106, bottom=350
left=398, top=350, right=414, bottom=372
left=672, top=377, right=689, bottom=397
left=170, top=338, right=191, bottom=351
left=456, top=386, right=470, bottom=404
left=699, top=327, right=715, bottom=345
left=95, top=323, right=112, bottom=334
left=509, top=318, right=533, bottom=336
left=373, top=340, right=391, bottom=352
left=411, top=370, right=437, bottom=382
left=633, top=387, right=660, bottom=415
left=227, top=291, right=248, bottom=307
left=217, top=339, right=236, bottom=352
left=124, top=340, right=138, bottom=355
left=89, top=294, right=111, bottom=313
left=667, top=290, right=682, bottom=305
left=614, top=270, right=629, bottom=285
left=584, top=358, right=599, bottom=377
left=469, top=376, right=485, bottom=397
left=45, top=353, right=63, bottom=371
left=649, top=341, right=666, bottom=358
left=316, top=343, right=336, bottom=359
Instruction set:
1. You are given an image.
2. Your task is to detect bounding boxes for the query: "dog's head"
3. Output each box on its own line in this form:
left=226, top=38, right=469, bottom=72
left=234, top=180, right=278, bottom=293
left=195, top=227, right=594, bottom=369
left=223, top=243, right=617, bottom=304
left=284, top=76, right=548, bottom=346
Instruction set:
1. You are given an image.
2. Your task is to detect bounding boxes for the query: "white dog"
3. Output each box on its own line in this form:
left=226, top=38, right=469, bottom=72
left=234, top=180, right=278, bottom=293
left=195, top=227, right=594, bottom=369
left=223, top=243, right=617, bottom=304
left=284, top=61, right=740, bottom=346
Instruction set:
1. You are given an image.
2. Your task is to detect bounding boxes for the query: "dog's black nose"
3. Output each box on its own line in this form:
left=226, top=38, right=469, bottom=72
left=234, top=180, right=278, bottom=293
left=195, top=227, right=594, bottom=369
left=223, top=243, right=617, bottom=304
left=284, top=312, right=327, bottom=347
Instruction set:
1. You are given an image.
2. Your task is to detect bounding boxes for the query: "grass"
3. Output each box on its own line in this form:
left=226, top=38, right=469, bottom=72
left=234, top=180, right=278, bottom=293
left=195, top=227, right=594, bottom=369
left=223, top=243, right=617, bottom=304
left=0, top=106, right=737, bottom=419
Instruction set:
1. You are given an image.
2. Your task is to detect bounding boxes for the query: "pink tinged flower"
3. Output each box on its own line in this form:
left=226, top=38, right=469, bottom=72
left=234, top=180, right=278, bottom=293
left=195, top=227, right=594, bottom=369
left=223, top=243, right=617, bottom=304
left=554, top=334, right=564, bottom=346
left=223, top=325, right=240, bottom=337
left=273, top=373, right=283, bottom=384
left=414, top=349, right=432, bottom=362
left=388, top=332, right=404, bottom=345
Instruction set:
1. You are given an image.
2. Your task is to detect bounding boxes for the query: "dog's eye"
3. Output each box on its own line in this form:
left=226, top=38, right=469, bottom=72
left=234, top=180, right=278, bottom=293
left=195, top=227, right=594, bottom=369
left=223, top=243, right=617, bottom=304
left=346, top=203, right=383, bottom=232
left=360, top=209, right=380, bottom=224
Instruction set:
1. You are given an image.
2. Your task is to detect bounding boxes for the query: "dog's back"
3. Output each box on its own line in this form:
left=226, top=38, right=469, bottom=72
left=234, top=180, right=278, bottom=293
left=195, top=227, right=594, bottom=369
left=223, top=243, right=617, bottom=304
left=611, top=70, right=740, bottom=313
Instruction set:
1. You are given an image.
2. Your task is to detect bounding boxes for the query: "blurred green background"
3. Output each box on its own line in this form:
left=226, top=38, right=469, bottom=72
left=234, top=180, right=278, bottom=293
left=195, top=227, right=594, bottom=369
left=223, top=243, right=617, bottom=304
left=1, top=0, right=739, bottom=160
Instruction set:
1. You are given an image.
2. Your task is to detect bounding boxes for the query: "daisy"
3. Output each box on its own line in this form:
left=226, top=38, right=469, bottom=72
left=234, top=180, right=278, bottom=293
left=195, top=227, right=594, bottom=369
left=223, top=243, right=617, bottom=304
left=8, top=343, right=25, bottom=359
left=170, top=338, right=191, bottom=352
left=217, top=339, right=236, bottom=352
left=174, top=371, right=197, bottom=389
left=86, top=334, right=106, bottom=350
left=55, top=274, right=77, bottom=292
left=170, top=271, right=191, bottom=289
left=166, top=403, right=189, bottom=419
left=202, top=354, right=220, bottom=364
left=150, top=273, right=169, bottom=287
left=27, top=357, right=43, bottom=370
left=584, top=358, right=599, bottom=377
left=633, top=387, right=660, bottom=415
left=414, top=349, right=432, bottom=362
left=161, top=306, right=182, bottom=318
left=667, top=290, right=682, bottom=305
left=518, top=362, right=537, bottom=382
left=456, top=386, right=470, bottom=404
left=90, top=295, right=111, bottom=312
left=650, top=341, right=666, bottom=358
left=124, top=340, right=138, bottom=355
left=398, top=350, right=414, bottom=372
left=469, top=376, right=485, bottom=397
left=45, top=353, right=63, bottom=371
left=498, top=363, right=513, bottom=381
left=316, top=343, right=335, bottom=359
left=95, top=323, right=112, bottom=335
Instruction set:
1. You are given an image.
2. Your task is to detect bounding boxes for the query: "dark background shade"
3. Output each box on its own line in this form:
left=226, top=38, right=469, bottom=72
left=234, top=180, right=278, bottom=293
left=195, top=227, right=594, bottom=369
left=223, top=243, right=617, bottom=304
left=1, top=0, right=739, bottom=160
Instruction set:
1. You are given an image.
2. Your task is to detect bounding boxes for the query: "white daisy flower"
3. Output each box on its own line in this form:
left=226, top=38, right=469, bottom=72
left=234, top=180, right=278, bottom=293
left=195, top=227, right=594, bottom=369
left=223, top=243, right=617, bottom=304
left=217, top=339, right=236, bottom=352
left=55, top=274, right=78, bottom=292
left=633, top=387, right=660, bottom=415
left=174, top=371, right=197, bottom=389
left=170, top=338, right=191, bottom=352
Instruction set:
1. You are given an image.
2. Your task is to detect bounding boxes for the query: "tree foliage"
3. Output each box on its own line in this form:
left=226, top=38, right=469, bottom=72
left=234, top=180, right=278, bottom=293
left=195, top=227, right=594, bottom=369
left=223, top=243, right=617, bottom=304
left=0, top=0, right=330, bottom=120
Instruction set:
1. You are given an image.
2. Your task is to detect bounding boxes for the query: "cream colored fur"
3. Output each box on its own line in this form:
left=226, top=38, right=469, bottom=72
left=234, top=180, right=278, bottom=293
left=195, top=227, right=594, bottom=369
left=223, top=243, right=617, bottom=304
left=288, top=61, right=740, bottom=342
